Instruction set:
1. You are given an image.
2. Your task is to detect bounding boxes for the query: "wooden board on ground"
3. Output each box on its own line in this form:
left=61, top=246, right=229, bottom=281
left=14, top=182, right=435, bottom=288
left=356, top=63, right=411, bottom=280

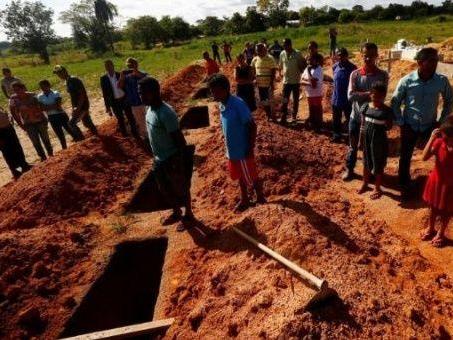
left=60, top=318, right=174, bottom=340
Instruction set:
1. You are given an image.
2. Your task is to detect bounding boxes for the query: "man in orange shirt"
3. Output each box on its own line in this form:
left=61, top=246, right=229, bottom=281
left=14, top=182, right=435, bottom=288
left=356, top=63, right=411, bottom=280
left=203, top=51, right=220, bottom=78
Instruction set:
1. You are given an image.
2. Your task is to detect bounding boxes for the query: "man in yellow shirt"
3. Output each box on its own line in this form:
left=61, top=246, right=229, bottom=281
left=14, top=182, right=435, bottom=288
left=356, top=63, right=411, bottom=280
left=251, top=43, right=277, bottom=121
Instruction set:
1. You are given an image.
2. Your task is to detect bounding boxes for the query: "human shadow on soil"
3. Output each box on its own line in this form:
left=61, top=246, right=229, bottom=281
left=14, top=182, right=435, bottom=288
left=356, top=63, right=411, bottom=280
left=273, top=200, right=361, bottom=253
left=186, top=217, right=267, bottom=257
left=305, top=295, right=362, bottom=331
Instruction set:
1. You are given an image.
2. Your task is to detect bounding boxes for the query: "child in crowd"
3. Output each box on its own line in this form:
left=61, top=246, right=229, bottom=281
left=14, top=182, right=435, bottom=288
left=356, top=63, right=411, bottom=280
left=301, top=53, right=324, bottom=132
left=357, top=82, right=393, bottom=199
left=235, top=54, right=257, bottom=112
left=203, top=51, right=220, bottom=79
left=421, top=119, right=453, bottom=247
left=208, top=74, right=265, bottom=212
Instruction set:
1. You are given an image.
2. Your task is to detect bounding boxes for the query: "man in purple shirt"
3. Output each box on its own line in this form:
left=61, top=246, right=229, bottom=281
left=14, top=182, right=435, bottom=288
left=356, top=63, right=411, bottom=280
left=331, top=48, right=357, bottom=142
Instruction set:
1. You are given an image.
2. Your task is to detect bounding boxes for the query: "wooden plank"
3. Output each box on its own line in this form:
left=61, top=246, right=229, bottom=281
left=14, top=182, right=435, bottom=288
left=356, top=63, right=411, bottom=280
left=60, top=318, right=174, bottom=340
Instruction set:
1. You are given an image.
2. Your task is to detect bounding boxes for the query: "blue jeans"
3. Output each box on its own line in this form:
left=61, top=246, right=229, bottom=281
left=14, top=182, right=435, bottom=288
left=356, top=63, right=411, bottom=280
left=345, top=116, right=361, bottom=171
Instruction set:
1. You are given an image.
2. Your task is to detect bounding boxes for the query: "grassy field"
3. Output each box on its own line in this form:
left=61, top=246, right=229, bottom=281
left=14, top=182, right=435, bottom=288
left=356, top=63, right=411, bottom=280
left=1, top=18, right=453, bottom=108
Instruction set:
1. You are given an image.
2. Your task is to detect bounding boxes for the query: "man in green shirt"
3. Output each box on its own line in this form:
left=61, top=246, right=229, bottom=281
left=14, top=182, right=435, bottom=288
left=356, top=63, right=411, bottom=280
left=139, top=76, right=194, bottom=231
left=279, top=38, right=307, bottom=124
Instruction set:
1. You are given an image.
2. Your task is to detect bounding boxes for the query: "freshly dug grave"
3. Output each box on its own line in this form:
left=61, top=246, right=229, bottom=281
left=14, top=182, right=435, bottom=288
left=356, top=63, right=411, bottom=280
left=0, top=64, right=206, bottom=339
left=159, top=64, right=453, bottom=339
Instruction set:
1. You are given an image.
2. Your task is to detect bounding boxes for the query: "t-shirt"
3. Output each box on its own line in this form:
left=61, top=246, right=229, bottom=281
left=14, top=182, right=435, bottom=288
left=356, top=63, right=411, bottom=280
left=37, top=90, right=64, bottom=115
left=302, top=66, right=324, bottom=98
left=332, top=61, right=357, bottom=107
left=251, top=55, right=276, bottom=88
left=124, top=72, right=147, bottom=107
left=146, top=102, right=179, bottom=162
left=108, top=73, right=125, bottom=99
left=206, top=59, right=220, bottom=76
left=0, top=109, right=11, bottom=128
left=212, top=44, right=219, bottom=53
left=1, top=76, right=20, bottom=98
left=9, top=93, right=46, bottom=124
left=66, top=76, right=89, bottom=111
left=269, top=44, right=283, bottom=59
left=361, top=104, right=393, bottom=123
left=236, top=65, right=253, bottom=82
left=279, top=49, right=305, bottom=85
left=219, top=95, right=252, bottom=160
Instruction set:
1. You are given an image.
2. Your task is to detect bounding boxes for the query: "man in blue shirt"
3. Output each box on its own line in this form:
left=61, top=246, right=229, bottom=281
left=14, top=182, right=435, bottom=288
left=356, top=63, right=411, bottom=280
left=138, top=76, right=194, bottom=231
left=331, top=48, right=357, bottom=142
left=208, top=74, right=265, bottom=212
left=392, top=48, right=453, bottom=194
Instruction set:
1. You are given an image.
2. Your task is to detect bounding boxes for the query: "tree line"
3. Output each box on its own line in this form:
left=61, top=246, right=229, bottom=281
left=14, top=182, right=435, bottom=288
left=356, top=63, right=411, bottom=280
left=1, top=0, right=453, bottom=64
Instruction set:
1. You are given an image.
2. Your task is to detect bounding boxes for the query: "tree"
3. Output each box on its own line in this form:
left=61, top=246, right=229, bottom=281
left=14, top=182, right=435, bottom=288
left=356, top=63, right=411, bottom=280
left=61, top=0, right=116, bottom=54
left=94, top=0, right=118, bottom=52
left=338, top=9, right=355, bottom=23
left=224, top=12, right=247, bottom=35
left=257, top=0, right=289, bottom=27
left=299, top=6, right=317, bottom=26
left=196, top=16, right=224, bottom=36
left=244, top=6, right=266, bottom=32
left=0, top=0, right=55, bottom=64
left=159, top=16, right=191, bottom=42
left=125, top=16, right=163, bottom=49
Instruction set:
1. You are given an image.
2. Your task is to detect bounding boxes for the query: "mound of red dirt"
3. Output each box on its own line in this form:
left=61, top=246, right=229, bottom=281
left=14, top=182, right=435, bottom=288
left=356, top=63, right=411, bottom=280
left=0, top=122, right=148, bottom=231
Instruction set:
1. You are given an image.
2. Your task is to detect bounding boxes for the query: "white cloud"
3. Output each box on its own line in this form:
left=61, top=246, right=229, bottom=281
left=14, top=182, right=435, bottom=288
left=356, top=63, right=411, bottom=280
left=0, top=0, right=445, bottom=40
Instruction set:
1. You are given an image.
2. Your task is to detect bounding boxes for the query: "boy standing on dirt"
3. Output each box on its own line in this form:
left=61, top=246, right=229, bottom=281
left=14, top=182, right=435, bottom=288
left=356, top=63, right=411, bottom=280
left=203, top=51, right=220, bottom=78
left=358, top=82, right=393, bottom=199
left=138, top=76, right=195, bottom=231
left=208, top=74, right=265, bottom=212
left=342, top=43, right=388, bottom=181
left=251, top=43, right=277, bottom=121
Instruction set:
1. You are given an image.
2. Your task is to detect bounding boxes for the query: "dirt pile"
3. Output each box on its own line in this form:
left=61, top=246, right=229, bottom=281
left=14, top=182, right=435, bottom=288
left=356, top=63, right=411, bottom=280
left=161, top=64, right=205, bottom=111
left=0, top=63, right=206, bottom=339
left=159, top=63, right=453, bottom=339
left=0, top=122, right=148, bottom=231
left=428, top=37, right=453, bottom=63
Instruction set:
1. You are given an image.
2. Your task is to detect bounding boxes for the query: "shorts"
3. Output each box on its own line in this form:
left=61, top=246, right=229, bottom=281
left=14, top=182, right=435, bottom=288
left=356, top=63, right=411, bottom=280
left=228, top=157, right=258, bottom=186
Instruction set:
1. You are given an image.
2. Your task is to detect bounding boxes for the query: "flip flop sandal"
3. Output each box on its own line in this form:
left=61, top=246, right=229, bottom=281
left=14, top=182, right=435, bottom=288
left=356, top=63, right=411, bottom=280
left=432, top=237, right=446, bottom=248
left=234, top=201, right=250, bottom=213
left=370, top=191, right=383, bottom=200
left=176, top=223, right=186, bottom=232
left=420, top=230, right=436, bottom=241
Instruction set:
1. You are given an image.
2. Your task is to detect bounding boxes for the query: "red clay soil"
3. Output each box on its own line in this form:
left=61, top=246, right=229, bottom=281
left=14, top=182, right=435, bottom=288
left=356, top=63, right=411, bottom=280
left=1, top=60, right=452, bottom=340
left=160, top=64, right=453, bottom=339
left=0, top=65, right=205, bottom=339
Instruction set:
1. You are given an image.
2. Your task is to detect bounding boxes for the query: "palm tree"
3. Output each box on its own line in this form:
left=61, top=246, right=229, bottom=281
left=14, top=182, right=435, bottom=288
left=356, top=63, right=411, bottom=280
left=94, top=0, right=117, bottom=52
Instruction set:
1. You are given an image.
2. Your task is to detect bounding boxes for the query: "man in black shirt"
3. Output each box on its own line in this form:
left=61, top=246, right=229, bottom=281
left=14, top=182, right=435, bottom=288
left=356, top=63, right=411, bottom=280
left=211, top=42, right=222, bottom=65
left=53, top=65, right=98, bottom=139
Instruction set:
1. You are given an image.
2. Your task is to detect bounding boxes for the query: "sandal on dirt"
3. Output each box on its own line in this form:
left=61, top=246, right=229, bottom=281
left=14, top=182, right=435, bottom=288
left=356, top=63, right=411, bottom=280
left=161, top=211, right=182, bottom=226
left=432, top=236, right=446, bottom=248
left=176, top=223, right=186, bottom=232
left=234, top=201, right=250, bottom=213
left=256, top=196, right=267, bottom=205
left=370, top=190, right=383, bottom=200
left=420, top=229, right=436, bottom=241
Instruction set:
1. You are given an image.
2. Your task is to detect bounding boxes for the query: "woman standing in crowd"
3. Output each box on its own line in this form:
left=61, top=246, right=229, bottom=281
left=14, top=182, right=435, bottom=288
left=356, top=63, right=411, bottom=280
left=9, top=81, right=53, bottom=161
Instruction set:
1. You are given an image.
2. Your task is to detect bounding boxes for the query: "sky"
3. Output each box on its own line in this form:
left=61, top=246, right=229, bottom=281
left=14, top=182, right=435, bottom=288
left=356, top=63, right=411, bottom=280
left=0, top=0, right=445, bottom=41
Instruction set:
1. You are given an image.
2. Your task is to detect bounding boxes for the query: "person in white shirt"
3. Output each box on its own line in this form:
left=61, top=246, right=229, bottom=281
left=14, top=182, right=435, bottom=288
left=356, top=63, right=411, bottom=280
left=37, top=79, right=79, bottom=149
left=100, top=60, right=138, bottom=137
left=301, top=53, right=324, bottom=132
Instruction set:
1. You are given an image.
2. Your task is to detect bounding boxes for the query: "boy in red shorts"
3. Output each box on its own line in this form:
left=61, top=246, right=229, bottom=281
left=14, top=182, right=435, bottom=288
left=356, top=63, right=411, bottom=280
left=208, top=74, right=265, bottom=212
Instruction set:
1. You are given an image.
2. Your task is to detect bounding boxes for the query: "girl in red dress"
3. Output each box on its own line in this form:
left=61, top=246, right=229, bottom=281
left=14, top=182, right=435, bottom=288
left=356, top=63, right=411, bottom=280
left=421, top=120, right=453, bottom=247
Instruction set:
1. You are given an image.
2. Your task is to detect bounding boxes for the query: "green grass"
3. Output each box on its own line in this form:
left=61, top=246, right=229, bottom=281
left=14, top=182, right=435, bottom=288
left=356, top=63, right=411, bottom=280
left=1, top=18, right=453, bottom=108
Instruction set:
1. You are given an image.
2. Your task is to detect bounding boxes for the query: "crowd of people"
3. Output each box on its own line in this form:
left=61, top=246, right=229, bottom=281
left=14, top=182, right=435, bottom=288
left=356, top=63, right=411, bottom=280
left=202, top=38, right=453, bottom=247
left=0, top=35, right=452, bottom=245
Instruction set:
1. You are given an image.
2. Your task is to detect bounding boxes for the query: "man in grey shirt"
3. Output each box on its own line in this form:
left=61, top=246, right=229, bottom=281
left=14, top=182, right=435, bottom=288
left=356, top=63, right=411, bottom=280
left=1, top=68, right=21, bottom=99
left=343, top=43, right=389, bottom=181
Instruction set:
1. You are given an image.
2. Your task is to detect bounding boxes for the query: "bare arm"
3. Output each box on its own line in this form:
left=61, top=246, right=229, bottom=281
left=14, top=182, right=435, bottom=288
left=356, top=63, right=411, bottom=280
left=348, top=71, right=370, bottom=102
left=422, top=128, right=441, bottom=161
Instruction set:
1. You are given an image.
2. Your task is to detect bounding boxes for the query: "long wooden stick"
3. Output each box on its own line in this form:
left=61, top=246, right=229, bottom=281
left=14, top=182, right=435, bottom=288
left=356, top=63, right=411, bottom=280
left=232, top=227, right=327, bottom=291
left=60, top=318, right=174, bottom=340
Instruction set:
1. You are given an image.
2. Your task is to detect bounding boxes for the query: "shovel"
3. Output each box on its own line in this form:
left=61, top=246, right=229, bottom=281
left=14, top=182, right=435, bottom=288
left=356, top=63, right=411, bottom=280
left=232, top=226, right=337, bottom=310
